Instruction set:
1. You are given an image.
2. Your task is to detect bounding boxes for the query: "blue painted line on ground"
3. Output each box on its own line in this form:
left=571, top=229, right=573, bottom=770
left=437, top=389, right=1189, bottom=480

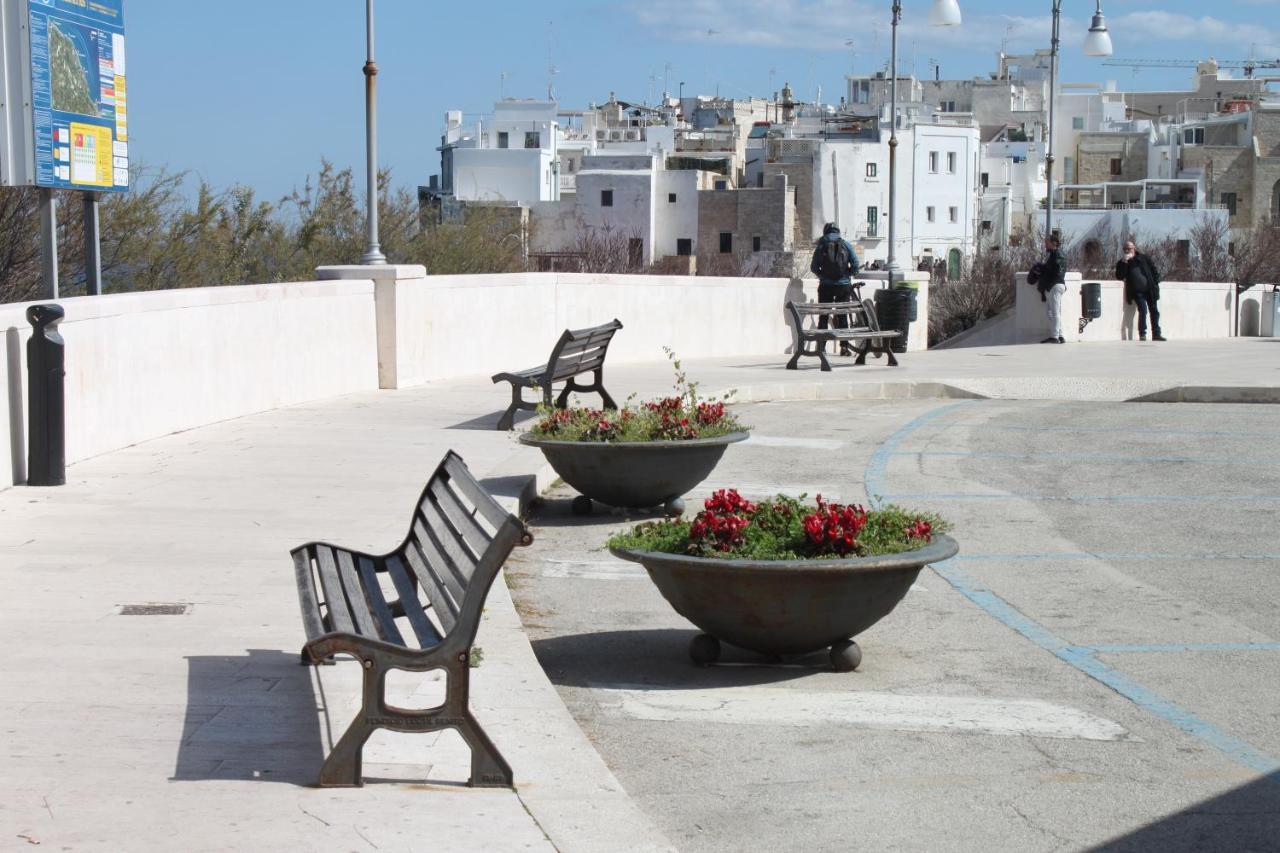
left=868, top=401, right=1280, bottom=776
left=955, top=552, right=1280, bottom=562
left=891, top=450, right=1274, bottom=466
left=934, top=561, right=1280, bottom=776
left=1083, top=643, right=1280, bottom=654
left=863, top=400, right=976, bottom=500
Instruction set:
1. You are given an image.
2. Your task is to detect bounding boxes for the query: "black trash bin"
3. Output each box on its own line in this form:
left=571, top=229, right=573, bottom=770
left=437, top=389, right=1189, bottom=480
left=874, top=287, right=913, bottom=353
left=1081, top=282, right=1102, bottom=320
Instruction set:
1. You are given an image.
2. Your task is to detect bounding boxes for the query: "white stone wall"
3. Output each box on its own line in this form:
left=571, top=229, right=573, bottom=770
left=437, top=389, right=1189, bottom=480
left=1014, top=272, right=1234, bottom=343
left=1, top=281, right=378, bottom=486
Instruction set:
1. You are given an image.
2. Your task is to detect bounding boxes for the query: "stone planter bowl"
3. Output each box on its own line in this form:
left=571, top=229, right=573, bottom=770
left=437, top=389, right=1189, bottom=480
left=610, top=534, right=959, bottom=671
left=519, top=431, right=748, bottom=515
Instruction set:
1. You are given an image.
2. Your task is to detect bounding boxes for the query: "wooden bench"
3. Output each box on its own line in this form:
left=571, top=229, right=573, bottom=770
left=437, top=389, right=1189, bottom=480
left=491, top=319, right=622, bottom=431
left=292, top=451, right=533, bottom=788
left=785, top=300, right=901, bottom=372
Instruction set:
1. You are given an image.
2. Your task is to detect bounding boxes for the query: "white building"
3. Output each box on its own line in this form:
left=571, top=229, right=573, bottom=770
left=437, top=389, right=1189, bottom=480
left=438, top=100, right=562, bottom=204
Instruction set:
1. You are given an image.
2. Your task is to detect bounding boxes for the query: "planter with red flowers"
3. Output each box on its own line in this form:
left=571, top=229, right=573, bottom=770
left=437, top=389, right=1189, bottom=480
left=519, top=358, right=748, bottom=515
left=608, top=491, right=956, bottom=671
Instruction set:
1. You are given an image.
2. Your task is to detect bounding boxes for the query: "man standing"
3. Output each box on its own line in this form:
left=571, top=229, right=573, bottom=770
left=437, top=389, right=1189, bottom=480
left=810, top=222, right=861, bottom=355
left=1115, top=238, right=1165, bottom=341
left=1038, top=232, right=1067, bottom=344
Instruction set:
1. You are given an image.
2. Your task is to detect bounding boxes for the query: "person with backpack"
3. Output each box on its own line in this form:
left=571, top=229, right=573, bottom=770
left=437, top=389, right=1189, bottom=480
left=809, top=222, right=861, bottom=355
left=1115, top=238, right=1165, bottom=341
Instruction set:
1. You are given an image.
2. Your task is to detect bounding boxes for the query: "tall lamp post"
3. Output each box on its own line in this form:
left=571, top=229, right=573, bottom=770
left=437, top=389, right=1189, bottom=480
left=361, top=0, right=387, bottom=265
left=1045, top=0, right=1113, bottom=239
left=886, top=0, right=962, bottom=281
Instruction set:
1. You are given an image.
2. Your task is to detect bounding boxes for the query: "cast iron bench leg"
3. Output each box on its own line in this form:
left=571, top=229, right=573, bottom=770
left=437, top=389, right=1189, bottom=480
left=497, top=383, right=526, bottom=431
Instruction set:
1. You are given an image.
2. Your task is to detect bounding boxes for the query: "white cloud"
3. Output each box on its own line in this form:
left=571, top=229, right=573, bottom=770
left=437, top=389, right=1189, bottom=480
left=627, top=1, right=1280, bottom=59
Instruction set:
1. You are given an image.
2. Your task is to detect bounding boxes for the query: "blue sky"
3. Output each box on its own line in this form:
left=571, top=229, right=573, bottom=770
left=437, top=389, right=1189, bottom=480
left=126, top=0, right=1280, bottom=201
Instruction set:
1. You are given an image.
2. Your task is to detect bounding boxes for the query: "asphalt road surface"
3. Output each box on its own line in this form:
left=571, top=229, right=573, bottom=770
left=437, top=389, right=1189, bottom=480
left=506, top=399, right=1280, bottom=853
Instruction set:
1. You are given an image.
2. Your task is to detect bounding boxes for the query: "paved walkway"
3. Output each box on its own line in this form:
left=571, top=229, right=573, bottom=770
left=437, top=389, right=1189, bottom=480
left=0, top=339, right=1276, bottom=851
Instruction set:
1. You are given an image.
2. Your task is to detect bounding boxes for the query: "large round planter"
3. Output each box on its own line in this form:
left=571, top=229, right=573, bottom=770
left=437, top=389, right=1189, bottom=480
left=610, top=534, right=959, bottom=670
left=520, top=431, right=748, bottom=512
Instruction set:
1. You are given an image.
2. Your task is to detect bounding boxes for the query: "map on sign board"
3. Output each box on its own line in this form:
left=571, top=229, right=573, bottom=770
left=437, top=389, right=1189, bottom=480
left=27, top=0, right=128, bottom=191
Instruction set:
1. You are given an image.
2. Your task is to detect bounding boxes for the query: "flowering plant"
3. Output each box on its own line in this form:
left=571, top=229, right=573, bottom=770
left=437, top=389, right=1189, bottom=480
left=609, top=491, right=946, bottom=560
left=530, top=351, right=746, bottom=442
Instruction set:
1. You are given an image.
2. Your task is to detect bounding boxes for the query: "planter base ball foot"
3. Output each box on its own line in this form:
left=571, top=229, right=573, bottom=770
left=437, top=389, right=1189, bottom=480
left=830, top=639, right=861, bottom=672
left=571, top=496, right=594, bottom=516
left=689, top=634, right=721, bottom=666
left=663, top=497, right=685, bottom=518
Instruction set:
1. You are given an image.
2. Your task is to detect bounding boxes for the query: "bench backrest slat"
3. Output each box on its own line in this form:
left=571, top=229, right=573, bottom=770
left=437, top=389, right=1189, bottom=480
left=441, top=455, right=515, bottom=530
left=384, top=554, right=445, bottom=648
left=413, top=509, right=473, bottom=599
left=357, top=555, right=405, bottom=645
left=315, top=546, right=357, bottom=635
left=401, top=537, right=460, bottom=636
left=427, top=479, right=493, bottom=566
left=544, top=319, right=621, bottom=382
left=293, top=549, right=327, bottom=641
left=336, top=550, right=381, bottom=637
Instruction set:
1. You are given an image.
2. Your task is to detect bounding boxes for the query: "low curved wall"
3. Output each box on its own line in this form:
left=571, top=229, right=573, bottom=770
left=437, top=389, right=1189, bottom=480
left=3, top=281, right=379, bottom=486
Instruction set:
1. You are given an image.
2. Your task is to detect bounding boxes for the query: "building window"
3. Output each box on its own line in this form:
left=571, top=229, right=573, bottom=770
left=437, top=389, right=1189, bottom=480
left=981, top=219, right=993, bottom=232
left=947, top=152, right=957, bottom=174
left=1110, top=158, right=1123, bottom=176
left=1176, top=240, right=1191, bottom=268
left=757, top=172, right=765, bottom=187
left=677, top=238, right=692, bottom=256
left=928, top=151, right=939, bottom=173
left=867, top=206, right=878, bottom=237
left=714, top=179, right=728, bottom=190
left=866, top=162, right=878, bottom=178
left=1072, top=116, right=1085, bottom=130
left=497, top=131, right=509, bottom=149
left=524, top=131, right=540, bottom=149
left=949, top=206, right=958, bottom=223
left=752, top=236, right=762, bottom=252
left=1064, top=156, right=1075, bottom=182
left=601, top=189, right=613, bottom=207
left=926, top=206, right=936, bottom=222
left=939, top=100, right=956, bottom=112
left=567, top=160, right=575, bottom=173
left=980, top=172, right=989, bottom=188
left=668, top=192, right=677, bottom=203
left=719, top=232, right=733, bottom=253
left=1222, top=192, right=1237, bottom=216
left=1183, top=127, right=1204, bottom=145
left=1228, top=241, right=1236, bottom=257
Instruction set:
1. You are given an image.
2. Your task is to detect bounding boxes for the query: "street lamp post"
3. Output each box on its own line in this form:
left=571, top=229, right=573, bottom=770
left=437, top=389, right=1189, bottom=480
left=361, top=0, right=387, bottom=265
left=886, top=0, right=962, bottom=281
left=1045, top=0, right=1113, bottom=239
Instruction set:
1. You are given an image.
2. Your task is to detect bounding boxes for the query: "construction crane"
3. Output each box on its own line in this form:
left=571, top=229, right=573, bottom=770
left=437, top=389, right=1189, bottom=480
left=1103, top=57, right=1280, bottom=77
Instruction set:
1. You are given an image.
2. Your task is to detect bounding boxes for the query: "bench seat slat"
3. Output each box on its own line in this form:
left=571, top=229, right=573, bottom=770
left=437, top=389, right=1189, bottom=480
left=315, top=546, right=356, bottom=635
left=429, top=479, right=493, bottom=562
left=293, top=549, right=327, bottom=642
left=336, top=551, right=380, bottom=637
left=401, top=540, right=459, bottom=636
left=384, top=555, right=443, bottom=648
left=357, top=556, right=405, bottom=645
left=415, top=507, right=476, bottom=594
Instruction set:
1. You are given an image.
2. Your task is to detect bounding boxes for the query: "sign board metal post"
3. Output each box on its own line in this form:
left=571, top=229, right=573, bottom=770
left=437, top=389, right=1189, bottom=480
left=83, top=190, right=99, bottom=294
left=38, top=186, right=56, bottom=298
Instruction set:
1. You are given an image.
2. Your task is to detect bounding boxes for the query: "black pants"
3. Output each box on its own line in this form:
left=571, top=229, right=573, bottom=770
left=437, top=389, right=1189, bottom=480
left=818, top=283, right=855, bottom=353
left=1133, top=290, right=1161, bottom=337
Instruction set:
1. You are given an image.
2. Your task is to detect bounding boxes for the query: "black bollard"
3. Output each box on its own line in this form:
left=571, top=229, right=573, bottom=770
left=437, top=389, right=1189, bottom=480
left=26, top=304, right=66, bottom=487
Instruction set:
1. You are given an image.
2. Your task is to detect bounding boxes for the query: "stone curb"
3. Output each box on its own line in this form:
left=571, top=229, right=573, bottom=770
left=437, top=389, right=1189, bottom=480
left=475, top=444, right=677, bottom=853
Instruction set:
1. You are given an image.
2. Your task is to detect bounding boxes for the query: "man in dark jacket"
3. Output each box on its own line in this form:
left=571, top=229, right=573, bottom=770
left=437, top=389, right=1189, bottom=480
left=1038, top=233, right=1068, bottom=343
left=1115, top=239, right=1165, bottom=341
left=809, top=222, right=861, bottom=355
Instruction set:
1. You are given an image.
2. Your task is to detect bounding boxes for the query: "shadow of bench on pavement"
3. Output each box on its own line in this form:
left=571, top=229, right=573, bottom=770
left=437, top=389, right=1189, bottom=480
left=171, top=648, right=327, bottom=785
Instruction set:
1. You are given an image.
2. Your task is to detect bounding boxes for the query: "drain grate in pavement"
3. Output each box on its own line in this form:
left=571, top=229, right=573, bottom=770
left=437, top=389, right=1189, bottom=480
left=118, top=603, right=191, bottom=616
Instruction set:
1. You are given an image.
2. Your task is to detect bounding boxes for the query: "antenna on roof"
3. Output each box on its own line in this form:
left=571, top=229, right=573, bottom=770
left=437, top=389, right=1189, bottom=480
left=547, top=21, right=559, bottom=101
